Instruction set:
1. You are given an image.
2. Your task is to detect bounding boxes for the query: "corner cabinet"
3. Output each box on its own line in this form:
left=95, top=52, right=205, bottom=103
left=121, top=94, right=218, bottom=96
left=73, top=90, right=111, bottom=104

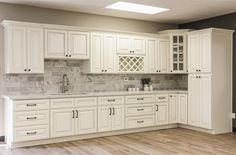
left=3, top=23, right=44, bottom=74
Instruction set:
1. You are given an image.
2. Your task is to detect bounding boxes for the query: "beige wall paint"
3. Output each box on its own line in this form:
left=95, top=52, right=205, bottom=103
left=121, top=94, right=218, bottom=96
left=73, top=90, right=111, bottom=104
left=0, top=2, right=177, bottom=136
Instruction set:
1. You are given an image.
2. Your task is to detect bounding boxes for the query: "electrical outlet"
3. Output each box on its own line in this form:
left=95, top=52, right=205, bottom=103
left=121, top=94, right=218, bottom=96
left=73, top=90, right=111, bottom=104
left=124, top=77, right=129, bottom=81
left=231, top=113, right=235, bottom=119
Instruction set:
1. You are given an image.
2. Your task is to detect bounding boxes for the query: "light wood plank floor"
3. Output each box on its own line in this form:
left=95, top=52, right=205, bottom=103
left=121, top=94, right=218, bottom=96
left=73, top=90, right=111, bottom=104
left=1, top=128, right=236, bottom=155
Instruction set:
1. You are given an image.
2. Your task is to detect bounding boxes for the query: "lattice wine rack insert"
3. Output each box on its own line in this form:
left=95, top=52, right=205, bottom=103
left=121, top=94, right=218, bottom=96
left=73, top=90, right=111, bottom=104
left=118, top=56, right=145, bottom=73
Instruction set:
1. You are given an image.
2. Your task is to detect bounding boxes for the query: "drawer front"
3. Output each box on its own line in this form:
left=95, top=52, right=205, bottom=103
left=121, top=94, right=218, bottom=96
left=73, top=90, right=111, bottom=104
left=50, top=98, right=74, bottom=109
left=14, top=100, right=49, bottom=111
left=126, top=104, right=154, bottom=116
left=98, top=96, right=124, bottom=105
left=14, top=110, right=49, bottom=127
left=75, top=97, right=97, bottom=107
left=126, top=115, right=154, bottom=129
left=13, top=125, right=49, bottom=142
left=125, top=95, right=155, bottom=104
left=156, top=94, right=169, bottom=102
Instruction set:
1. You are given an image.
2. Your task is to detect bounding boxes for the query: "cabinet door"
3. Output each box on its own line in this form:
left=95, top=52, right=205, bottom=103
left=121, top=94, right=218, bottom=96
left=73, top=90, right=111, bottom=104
left=68, top=31, right=89, bottom=59
left=199, top=75, right=211, bottom=129
left=112, top=105, right=125, bottom=131
left=188, top=75, right=200, bottom=127
left=45, top=29, right=67, bottom=58
left=27, top=27, right=44, bottom=73
left=7, top=25, right=27, bottom=73
left=50, top=109, right=74, bottom=138
left=75, top=107, right=97, bottom=135
left=155, top=103, right=169, bottom=125
left=188, top=34, right=200, bottom=73
left=169, top=94, right=178, bottom=124
left=178, top=94, right=188, bottom=124
left=91, top=33, right=104, bottom=73
left=146, top=38, right=157, bottom=73
left=98, top=106, right=112, bottom=132
left=200, top=34, right=211, bottom=73
left=117, top=35, right=132, bottom=54
left=158, top=39, right=170, bottom=73
left=133, top=37, right=145, bottom=55
left=103, top=34, right=117, bottom=73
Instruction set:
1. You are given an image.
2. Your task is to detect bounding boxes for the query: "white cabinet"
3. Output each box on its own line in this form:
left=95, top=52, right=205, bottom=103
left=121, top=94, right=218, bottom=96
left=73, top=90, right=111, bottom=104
left=169, top=94, right=178, bottom=124
left=45, top=29, right=89, bottom=59
left=188, top=32, right=211, bottom=73
left=146, top=38, right=169, bottom=73
left=3, top=24, right=44, bottom=74
left=188, top=74, right=211, bottom=129
left=155, top=103, right=169, bottom=125
left=178, top=94, right=188, bottom=124
left=117, top=35, right=145, bottom=55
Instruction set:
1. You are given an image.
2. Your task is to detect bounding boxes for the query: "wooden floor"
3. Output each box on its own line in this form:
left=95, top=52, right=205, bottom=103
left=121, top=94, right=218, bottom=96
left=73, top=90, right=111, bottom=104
left=1, top=128, right=236, bottom=155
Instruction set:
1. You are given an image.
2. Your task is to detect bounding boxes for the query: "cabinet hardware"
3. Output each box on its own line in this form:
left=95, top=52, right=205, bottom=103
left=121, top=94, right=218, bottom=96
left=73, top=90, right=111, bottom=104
left=159, top=70, right=161, bottom=72
left=102, top=70, right=104, bottom=72
left=137, top=108, right=144, bottom=111
left=26, top=131, right=37, bottom=135
left=27, top=117, right=37, bottom=120
left=171, top=70, right=173, bottom=72
left=24, top=69, right=27, bottom=71
left=72, top=110, right=75, bottom=118
left=108, top=99, right=115, bottom=102
left=66, top=54, right=68, bottom=57
left=28, top=69, right=31, bottom=71
left=69, top=55, right=72, bottom=57
left=105, top=70, right=107, bottom=72
left=137, top=120, right=144, bottom=123
left=156, top=105, right=159, bottom=111
left=112, top=107, right=115, bottom=115
left=109, top=108, right=112, bottom=115
left=76, top=110, right=79, bottom=118
left=137, top=98, right=144, bottom=100
left=26, top=104, right=36, bottom=107
left=159, top=97, right=165, bottom=99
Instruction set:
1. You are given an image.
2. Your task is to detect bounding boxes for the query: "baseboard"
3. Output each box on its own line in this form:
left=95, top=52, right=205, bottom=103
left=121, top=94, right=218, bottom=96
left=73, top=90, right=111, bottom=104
left=0, top=136, right=4, bottom=142
left=233, top=127, right=236, bottom=132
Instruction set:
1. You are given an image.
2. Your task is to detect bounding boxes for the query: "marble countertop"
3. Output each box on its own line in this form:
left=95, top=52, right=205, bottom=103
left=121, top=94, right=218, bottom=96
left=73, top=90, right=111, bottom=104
left=4, top=89, right=188, bottom=100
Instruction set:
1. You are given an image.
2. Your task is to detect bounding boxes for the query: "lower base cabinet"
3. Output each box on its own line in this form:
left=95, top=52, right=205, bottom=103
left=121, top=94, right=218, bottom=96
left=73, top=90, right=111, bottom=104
left=126, top=115, right=154, bottom=129
left=155, top=103, right=169, bottom=125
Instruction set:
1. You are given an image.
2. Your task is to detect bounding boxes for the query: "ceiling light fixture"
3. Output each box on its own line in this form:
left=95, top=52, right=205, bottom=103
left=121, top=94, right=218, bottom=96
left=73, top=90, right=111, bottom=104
left=106, top=1, right=169, bottom=14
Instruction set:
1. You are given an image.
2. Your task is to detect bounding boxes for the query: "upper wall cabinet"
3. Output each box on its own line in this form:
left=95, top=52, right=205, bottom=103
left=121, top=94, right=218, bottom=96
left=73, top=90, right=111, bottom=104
left=45, top=29, right=89, bottom=59
left=3, top=23, right=44, bottom=74
left=117, top=35, right=145, bottom=55
left=146, top=37, right=170, bottom=73
left=188, top=32, right=211, bottom=73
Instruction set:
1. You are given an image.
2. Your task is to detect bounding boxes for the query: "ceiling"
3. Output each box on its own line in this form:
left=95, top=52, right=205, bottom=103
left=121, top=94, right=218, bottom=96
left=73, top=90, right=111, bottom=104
left=1, top=0, right=236, bottom=24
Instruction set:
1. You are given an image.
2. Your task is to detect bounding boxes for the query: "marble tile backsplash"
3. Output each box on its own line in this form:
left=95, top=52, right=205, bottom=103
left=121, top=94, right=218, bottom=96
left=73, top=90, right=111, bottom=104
left=3, top=60, right=188, bottom=95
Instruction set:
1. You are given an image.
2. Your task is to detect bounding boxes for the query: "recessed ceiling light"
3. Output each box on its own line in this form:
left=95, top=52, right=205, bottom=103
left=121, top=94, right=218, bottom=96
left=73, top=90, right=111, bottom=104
left=106, top=1, right=169, bottom=14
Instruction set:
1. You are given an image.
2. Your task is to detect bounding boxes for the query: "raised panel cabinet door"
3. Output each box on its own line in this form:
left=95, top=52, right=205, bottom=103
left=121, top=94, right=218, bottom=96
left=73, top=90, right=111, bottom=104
left=158, top=39, right=170, bottom=73
left=27, top=27, right=44, bottom=73
left=91, top=33, right=104, bottom=73
left=98, top=106, right=112, bottom=132
left=103, top=34, right=117, bottom=73
left=112, top=105, right=125, bottom=131
left=178, top=94, right=188, bottom=124
left=7, top=25, right=27, bottom=73
left=50, top=109, right=75, bottom=138
left=169, top=94, right=178, bottom=124
left=199, top=74, right=212, bottom=129
left=45, top=29, right=67, bottom=58
left=146, top=38, right=157, bottom=73
left=188, top=75, right=200, bottom=127
left=75, top=107, right=97, bottom=135
left=133, top=37, right=146, bottom=55
left=117, top=35, right=132, bottom=54
left=200, top=33, right=211, bottom=73
left=188, top=34, right=200, bottom=73
left=155, top=103, right=169, bottom=125
left=68, top=31, right=89, bottom=59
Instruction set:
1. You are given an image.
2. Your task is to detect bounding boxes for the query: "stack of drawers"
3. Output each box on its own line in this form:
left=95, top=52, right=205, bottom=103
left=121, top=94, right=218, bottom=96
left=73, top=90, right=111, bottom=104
left=13, top=100, right=49, bottom=142
left=125, top=95, right=155, bottom=129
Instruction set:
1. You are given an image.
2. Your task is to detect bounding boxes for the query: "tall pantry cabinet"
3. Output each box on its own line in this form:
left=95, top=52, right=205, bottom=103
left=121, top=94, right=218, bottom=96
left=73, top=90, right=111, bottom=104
left=187, top=28, right=234, bottom=134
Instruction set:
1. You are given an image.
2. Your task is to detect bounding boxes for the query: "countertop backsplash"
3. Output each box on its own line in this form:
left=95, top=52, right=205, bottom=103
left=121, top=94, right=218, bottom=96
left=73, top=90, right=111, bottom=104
left=3, top=60, right=188, bottom=96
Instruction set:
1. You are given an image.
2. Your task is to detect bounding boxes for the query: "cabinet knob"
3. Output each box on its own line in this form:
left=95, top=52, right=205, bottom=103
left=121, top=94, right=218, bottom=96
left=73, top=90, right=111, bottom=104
left=69, top=55, right=72, bottom=57
left=28, top=69, right=31, bottom=72
left=102, top=70, right=104, bottom=72
left=105, top=70, right=107, bottom=72
left=170, top=70, right=173, bottom=72
left=66, top=54, right=68, bottom=57
left=24, top=69, right=27, bottom=71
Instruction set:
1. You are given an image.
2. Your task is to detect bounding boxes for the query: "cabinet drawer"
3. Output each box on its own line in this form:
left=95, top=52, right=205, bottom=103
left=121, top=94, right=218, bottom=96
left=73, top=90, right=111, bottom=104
left=50, top=98, right=74, bottom=109
left=13, top=100, right=49, bottom=111
left=126, top=115, right=154, bottom=129
left=98, top=96, right=124, bottom=105
left=126, top=104, right=154, bottom=116
left=125, top=95, right=155, bottom=104
left=75, top=97, right=97, bottom=107
left=14, top=110, right=49, bottom=127
left=156, top=94, right=169, bottom=102
left=13, top=125, right=49, bottom=142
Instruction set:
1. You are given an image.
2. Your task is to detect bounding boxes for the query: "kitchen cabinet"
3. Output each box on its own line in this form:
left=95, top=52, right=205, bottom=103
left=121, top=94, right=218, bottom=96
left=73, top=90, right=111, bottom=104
left=169, top=94, right=178, bottom=124
left=117, top=35, right=145, bottom=55
left=188, top=32, right=211, bottom=73
left=155, top=94, right=169, bottom=125
left=45, top=29, right=89, bottom=59
left=178, top=94, right=188, bottom=124
left=3, top=24, right=44, bottom=74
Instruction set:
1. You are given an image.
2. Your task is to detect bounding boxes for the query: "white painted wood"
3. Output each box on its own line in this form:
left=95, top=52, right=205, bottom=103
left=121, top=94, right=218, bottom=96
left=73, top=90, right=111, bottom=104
left=133, top=37, right=145, bottom=55
left=158, top=38, right=170, bottom=73
left=45, top=29, right=67, bottom=58
left=155, top=103, right=169, bottom=125
left=98, top=96, right=124, bottom=105
left=188, top=34, right=200, bottom=73
left=111, top=105, right=125, bottom=131
left=50, top=109, right=75, bottom=138
left=13, top=100, right=49, bottom=111
left=126, top=115, right=154, bottom=129
left=178, top=94, right=188, bottom=124
left=146, top=38, right=157, bottom=73
left=199, top=33, right=211, bottom=73
left=74, top=97, right=97, bottom=107
left=169, top=94, right=178, bottom=124
left=68, top=31, right=89, bottom=59
left=117, top=35, right=132, bottom=54
left=98, top=106, right=112, bottom=132
left=125, top=95, right=155, bottom=104
left=126, top=104, right=154, bottom=116
left=156, top=94, right=169, bottom=102
left=75, top=107, right=97, bottom=134
left=50, top=98, right=74, bottom=109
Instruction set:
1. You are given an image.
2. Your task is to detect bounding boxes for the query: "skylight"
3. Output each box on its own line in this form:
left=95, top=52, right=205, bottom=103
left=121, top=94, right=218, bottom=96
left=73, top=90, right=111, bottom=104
left=106, top=1, right=169, bottom=14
